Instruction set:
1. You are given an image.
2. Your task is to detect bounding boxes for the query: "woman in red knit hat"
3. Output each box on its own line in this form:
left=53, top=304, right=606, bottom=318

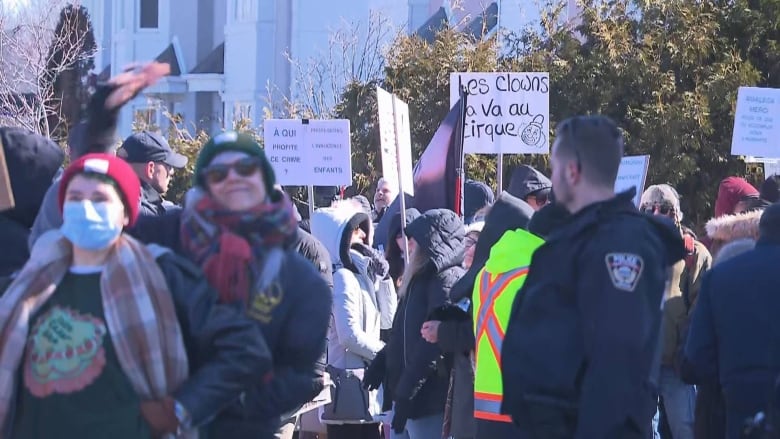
left=0, top=154, right=271, bottom=439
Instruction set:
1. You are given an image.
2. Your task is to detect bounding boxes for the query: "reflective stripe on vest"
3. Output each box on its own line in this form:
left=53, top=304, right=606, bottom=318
left=473, top=266, right=529, bottom=421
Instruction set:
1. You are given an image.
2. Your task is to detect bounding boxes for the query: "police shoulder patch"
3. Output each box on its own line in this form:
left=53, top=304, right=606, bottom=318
left=604, top=253, right=644, bottom=292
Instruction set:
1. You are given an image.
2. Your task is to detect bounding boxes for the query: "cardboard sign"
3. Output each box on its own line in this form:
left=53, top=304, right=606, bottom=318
left=376, top=86, right=415, bottom=196
left=615, top=155, right=650, bottom=207
left=449, top=72, right=550, bottom=155
left=263, top=119, right=352, bottom=186
left=0, top=138, right=15, bottom=211
left=731, top=86, right=780, bottom=158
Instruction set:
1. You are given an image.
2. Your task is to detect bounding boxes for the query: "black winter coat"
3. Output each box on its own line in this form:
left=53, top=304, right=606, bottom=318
left=384, top=209, right=465, bottom=419
left=130, top=211, right=332, bottom=436
left=291, top=227, right=334, bottom=289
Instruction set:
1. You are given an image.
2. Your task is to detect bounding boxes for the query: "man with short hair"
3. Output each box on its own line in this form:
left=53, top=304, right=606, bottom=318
left=117, top=131, right=187, bottom=216
left=501, top=115, right=686, bottom=438
left=373, top=177, right=397, bottom=222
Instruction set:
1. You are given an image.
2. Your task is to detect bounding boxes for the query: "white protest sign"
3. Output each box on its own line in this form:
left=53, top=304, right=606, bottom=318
left=731, top=86, right=780, bottom=158
left=264, top=119, right=352, bottom=186
left=376, top=87, right=414, bottom=196
left=764, top=160, right=780, bottom=177
left=449, top=72, right=550, bottom=155
left=615, top=155, right=650, bottom=207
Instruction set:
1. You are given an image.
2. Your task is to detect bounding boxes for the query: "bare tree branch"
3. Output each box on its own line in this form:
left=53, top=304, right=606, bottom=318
left=0, top=0, right=96, bottom=139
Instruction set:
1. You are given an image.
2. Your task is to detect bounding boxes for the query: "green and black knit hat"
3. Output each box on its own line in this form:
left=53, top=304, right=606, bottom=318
left=193, top=131, right=276, bottom=191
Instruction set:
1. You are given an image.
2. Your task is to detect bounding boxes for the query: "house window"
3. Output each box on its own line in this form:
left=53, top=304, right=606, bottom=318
left=139, top=0, right=159, bottom=29
left=233, top=102, right=252, bottom=122
left=133, top=106, right=161, bottom=131
left=236, top=0, right=253, bottom=21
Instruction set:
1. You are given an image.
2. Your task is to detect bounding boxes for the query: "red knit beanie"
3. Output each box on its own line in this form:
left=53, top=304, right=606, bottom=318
left=58, top=153, right=142, bottom=226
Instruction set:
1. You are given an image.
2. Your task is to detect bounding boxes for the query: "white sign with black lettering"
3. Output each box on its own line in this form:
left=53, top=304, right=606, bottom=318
left=450, top=72, right=550, bottom=155
left=731, top=86, right=780, bottom=158
left=376, top=86, right=415, bottom=196
left=615, top=155, right=650, bottom=207
left=264, top=119, right=352, bottom=186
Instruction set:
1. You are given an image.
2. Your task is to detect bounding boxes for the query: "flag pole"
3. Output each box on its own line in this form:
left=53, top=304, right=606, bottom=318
left=455, top=87, right=468, bottom=218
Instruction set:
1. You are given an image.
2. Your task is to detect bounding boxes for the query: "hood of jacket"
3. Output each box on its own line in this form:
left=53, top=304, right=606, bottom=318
left=705, top=209, right=763, bottom=244
left=484, top=228, right=544, bottom=274
left=714, top=176, right=759, bottom=218
left=464, top=179, right=494, bottom=224
left=0, top=127, right=64, bottom=229
left=507, top=165, right=552, bottom=200
left=448, top=192, right=535, bottom=300
left=310, top=200, right=371, bottom=267
left=405, top=208, right=465, bottom=273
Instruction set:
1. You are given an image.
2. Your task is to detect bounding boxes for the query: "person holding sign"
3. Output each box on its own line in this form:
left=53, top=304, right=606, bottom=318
left=501, top=115, right=686, bottom=438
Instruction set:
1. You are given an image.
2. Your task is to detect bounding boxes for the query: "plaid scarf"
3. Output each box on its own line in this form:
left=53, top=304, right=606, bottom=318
left=0, top=230, right=191, bottom=437
left=179, top=188, right=298, bottom=304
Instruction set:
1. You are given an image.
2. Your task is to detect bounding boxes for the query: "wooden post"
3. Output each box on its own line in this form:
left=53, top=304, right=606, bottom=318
left=0, top=138, right=15, bottom=211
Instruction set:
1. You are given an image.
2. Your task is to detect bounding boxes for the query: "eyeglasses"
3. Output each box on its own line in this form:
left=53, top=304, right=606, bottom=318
left=529, top=189, right=551, bottom=206
left=641, top=203, right=674, bottom=216
left=201, top=157, right=262, bottom=185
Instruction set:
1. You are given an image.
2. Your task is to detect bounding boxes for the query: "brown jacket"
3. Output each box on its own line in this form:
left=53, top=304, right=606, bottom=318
left=661, top=239, right=711, bottom=366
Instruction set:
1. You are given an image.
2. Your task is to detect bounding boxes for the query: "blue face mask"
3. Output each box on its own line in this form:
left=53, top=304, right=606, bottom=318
left=61, top=201, right=122, bottom=250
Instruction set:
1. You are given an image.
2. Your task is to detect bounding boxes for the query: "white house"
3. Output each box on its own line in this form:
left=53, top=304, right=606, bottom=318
left=78, top=0, right=578, bottom=137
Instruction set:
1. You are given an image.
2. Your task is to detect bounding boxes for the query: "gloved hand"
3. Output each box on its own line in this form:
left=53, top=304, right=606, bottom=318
left=139, top=396, right=179, bottom=437
left=392, top=399, right=411, bottom=434
left=363, top=348, right=386, bottom=391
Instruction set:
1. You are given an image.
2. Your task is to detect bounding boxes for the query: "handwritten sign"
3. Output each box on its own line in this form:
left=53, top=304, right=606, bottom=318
left=731, top=86, right=780, bottom=158
left=376, top=87, right=415, bottom=196
left=449, top=72, right=550, bottom=155
left=0, top=138, right=15, bottom=211
left=263, top=119, right=352, bottom=186
left=615, top=155, right=650, bottom=207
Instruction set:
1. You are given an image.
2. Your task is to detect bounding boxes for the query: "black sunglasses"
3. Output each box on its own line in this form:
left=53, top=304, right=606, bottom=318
left=201, top=157, right=262, bottom=185
left=641, top=203, right=674, bottom=216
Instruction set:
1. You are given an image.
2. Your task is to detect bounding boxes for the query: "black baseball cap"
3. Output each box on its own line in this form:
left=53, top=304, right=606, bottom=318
left=117, top=131, right=188, bottom=168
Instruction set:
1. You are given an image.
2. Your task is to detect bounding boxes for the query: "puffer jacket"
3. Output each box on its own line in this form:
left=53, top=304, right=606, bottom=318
left=311, top=204, right=395, bottom=369
left=0, top=127, right=64, bottom=277
left=385, top=209, right=465, bottom=419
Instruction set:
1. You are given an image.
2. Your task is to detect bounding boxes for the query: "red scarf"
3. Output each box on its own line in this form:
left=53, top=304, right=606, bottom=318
left=180, top=189, right=298, bottom=304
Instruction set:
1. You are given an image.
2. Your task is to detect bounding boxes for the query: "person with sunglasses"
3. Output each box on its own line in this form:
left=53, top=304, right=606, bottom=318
left=507, top=164, right=553, bottom=211
left=129, top=131, right=332, bottom=438
left=640, top=184, right=712, bottom=439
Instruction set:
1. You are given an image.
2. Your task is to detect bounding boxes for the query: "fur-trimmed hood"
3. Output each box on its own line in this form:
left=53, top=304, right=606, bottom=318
left=705, top=209, right=763, bottom=244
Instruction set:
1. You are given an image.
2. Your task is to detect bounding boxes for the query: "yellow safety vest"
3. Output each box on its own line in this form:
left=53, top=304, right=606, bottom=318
left=472, top=228, right=543, bottom=422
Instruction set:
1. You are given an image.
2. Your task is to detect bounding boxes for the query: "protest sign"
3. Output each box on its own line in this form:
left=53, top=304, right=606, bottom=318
left=731, top=86, right=780, bottom=158
left=263, top=119, right=352, bottom=186
left=376, top=86, right=415, bottom=196
left=615, top=155, right=650, bottom=207
left=449, top=72, right=550, bottom=155
left=0, top=138, right=14, bottom=211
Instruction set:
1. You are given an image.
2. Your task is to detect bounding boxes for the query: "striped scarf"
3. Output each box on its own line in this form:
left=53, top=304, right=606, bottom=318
left=0, top=230, right=191, bottom=437
left=179, top=188, right=298, bottom=304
